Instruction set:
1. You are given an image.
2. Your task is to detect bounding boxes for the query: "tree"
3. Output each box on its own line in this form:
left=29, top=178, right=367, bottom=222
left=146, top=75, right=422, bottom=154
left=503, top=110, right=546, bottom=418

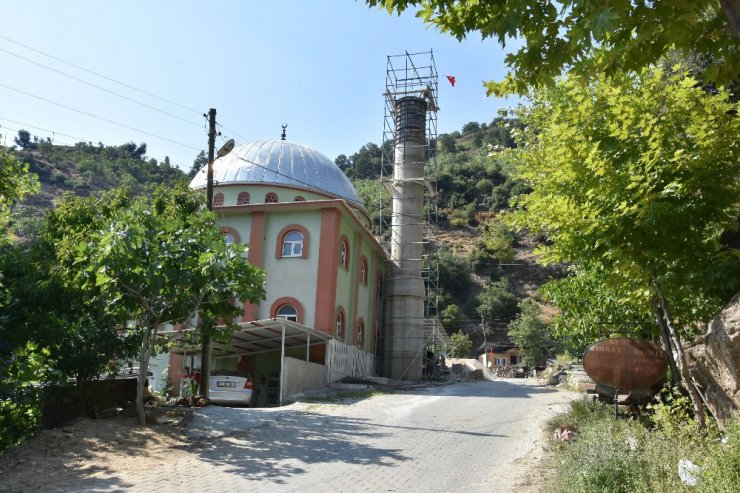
left=508, top=68, right=740, bottom=430
left=74, top=186, right=265, bottom=424
left=188, top=150, right=207, bottom=179
left=367, top=1, right=739, bottom=95
left=449, top=330, right=472, bottom=358
left=476, top=279, right=519, bottom=326
left=461, top=121, right=480, bottom=135
left=13, top=130, right=33, bottom=150
left=508, top=299, right=556, bottom=367
left=0, top=146, right=39, bottom=244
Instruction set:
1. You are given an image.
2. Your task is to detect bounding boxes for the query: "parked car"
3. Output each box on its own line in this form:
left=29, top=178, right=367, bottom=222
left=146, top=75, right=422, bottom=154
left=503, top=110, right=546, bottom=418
left=208, top=370, right=257, bottom=406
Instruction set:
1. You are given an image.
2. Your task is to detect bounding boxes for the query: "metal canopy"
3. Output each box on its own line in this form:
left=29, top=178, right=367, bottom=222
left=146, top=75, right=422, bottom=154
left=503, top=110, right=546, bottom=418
left=170, top=319, right=332, bottom=358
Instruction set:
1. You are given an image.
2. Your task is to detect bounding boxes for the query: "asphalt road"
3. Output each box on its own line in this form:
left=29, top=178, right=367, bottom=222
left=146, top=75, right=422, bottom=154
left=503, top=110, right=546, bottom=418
left=156, top=379, right=573, bottom=492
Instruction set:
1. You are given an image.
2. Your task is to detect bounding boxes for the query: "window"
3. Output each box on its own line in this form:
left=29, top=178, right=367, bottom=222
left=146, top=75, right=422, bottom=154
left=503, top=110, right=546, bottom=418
left=294, top=196, right=305, bottom=202
left=281, top=231, right=303, bottom=257
left=336, top=309, right=345, bottom=340
left=357, top=320, right=365, bottom=348
left=339, top=236, right=349, bottom=269
left=224, top=232, right=235, bottom=245
left=360, top=257, right=369, bottom=285
left=265, top=192, right=278, bottom=203
left=237, top=192, right=250, bottom=205
left=213, top=192, right=224, bottom=207
left=276, top=305, right=298, bottom=323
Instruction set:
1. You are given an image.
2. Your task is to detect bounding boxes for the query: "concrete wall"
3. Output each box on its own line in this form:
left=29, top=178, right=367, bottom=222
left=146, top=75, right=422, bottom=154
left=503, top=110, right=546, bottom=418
left=283, top=357, right=328, bottom=399
left=259, top=210, right=321, bottom=325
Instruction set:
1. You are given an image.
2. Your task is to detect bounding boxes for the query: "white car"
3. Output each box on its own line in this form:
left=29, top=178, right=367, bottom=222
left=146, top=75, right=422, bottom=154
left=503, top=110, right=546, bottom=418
left=208, top=370, right=257, bottom=406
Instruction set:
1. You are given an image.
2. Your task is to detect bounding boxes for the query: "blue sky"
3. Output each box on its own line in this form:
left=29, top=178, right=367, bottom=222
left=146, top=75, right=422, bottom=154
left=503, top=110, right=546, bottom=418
left=0, top=1, right=516, bottom=170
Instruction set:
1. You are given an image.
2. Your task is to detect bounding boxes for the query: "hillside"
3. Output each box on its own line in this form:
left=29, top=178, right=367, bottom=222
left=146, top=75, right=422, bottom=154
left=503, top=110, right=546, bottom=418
left=5, top=134, right=189, bottom=239
left=345, top=119, right=562, bottom=354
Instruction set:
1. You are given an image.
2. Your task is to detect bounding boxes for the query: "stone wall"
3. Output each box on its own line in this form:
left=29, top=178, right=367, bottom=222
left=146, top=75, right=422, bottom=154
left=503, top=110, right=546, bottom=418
left=686, top=292, right=740, bottom=424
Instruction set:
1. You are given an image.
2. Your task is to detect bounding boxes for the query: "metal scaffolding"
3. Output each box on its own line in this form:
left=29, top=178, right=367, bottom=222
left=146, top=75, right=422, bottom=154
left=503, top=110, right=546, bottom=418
left=379, top=50, right=440, bottom=320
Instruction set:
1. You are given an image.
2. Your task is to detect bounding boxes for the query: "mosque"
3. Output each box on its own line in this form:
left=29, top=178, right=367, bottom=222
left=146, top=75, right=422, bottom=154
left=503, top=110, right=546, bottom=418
left=162, top=52, right=447, bottom=405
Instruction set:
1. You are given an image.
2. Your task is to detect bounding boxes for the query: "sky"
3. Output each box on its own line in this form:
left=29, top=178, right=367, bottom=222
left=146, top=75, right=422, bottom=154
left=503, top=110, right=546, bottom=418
left=0, top=1, right=517, bottom=171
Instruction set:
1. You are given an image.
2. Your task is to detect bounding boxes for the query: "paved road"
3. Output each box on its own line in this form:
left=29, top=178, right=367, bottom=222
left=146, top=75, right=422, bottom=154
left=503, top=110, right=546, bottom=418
left=148, top=380, right=571, bottom=493
left=10, top=379, right=573, bottom=493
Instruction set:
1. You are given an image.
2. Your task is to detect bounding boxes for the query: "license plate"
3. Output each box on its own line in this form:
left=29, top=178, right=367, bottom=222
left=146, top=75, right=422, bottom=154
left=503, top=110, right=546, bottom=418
left=216, top=381, right=236, bottom=388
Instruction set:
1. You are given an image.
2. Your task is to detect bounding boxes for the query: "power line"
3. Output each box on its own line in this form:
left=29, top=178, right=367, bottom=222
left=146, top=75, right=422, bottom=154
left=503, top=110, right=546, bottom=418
left=0, top=117, right=190, bottom=170
left=0, top=116, right=86, bottom=143
left=0, top=34, right=202, bottom=115
left=0, top=82, right=201, bottom=152
left=0, top=46, right=202, bottom=128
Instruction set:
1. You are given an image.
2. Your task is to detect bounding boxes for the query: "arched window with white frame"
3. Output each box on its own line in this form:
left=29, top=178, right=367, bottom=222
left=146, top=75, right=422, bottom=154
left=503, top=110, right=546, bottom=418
left=276, top=304, right=298, bottom=323
left=281, top=231, right=303, bottom=257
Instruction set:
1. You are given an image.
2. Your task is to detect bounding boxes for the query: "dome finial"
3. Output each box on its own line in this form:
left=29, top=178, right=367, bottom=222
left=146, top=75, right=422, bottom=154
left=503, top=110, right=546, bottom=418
left=281, top=124, right=287, bottom=141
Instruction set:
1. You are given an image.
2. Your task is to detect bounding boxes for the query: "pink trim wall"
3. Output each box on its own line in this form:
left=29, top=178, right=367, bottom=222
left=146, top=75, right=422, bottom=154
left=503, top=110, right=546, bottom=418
left=314, top=208, right=340, bottom=334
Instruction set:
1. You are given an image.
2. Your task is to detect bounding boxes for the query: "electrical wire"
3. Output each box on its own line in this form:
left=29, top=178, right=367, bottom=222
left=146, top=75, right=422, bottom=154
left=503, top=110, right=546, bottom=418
left=0, top=82, right=201, bottom=152
left=0, top=116, right=86, bottom=143
left=0, top=46, right=201, bottom=128
left=0, top=34, right=202, bottom=115
left=0, top=117, right=190, bottom=169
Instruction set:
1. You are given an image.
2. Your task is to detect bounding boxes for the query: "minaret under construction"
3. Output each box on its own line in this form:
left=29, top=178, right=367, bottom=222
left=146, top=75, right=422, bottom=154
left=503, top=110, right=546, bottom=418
left=381, top=51, right=439, bottom=380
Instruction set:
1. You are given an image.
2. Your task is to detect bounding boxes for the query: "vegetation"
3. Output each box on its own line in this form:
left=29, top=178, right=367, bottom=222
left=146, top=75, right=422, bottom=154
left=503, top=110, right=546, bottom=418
left=0, top=142, right=40, bottom=242
left=509, top=67, right=740, bottom=429
left=507, top=299, right=555, bottom=367
left=367, top=1, right=739, bottom=95
left=72, top=186, right=265, bottom=424
left=448, top=331, right=472, bottom=358
left=546, top=399, right=740, bottom=493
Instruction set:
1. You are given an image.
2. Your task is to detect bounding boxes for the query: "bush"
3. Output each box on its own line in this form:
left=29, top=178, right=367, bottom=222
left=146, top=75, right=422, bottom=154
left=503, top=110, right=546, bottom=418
left=546, top=400, right=740, bottom=493
left=0, top=343, right=54, bottom=452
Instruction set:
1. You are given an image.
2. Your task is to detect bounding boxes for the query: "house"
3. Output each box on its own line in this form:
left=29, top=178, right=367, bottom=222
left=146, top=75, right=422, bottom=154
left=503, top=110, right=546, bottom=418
left=166, top=139, right=388, bottom=405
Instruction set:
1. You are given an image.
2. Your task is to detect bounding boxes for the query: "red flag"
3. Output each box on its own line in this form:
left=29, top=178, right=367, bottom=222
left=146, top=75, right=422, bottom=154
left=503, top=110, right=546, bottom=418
left=445, top=75, right=456, bottom=87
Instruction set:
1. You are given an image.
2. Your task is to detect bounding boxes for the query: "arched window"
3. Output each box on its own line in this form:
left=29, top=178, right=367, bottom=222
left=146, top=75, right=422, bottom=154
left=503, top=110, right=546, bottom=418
left=220, top=227, right=240, bottom=245
left=213, top=192, right=224, bottom=207
left=265, top=192, right=278, bottom=203
left=281, top=231, right=303, bottom=257
left=360, top=256, right=369, bottom=285
left=339, top=236, right=349, bottom=269
left=237, top=192, right=250, bottom=205
left=294, top=196, right=305, bottom=202
left=336, top=308, right=345, bottom=340
left=276, top=305, right=298, bottom=323
left=357, top=320, right=365, bottom=348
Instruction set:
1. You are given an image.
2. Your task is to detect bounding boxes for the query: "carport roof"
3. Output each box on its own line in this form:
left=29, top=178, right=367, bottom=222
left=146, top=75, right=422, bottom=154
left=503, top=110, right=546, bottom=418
left=170, top=319, right=332, bottom=358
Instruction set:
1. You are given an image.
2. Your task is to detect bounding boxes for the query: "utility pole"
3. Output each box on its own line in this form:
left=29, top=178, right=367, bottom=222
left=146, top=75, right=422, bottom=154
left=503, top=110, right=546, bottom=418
left=200, top=107, right=217, bottom=398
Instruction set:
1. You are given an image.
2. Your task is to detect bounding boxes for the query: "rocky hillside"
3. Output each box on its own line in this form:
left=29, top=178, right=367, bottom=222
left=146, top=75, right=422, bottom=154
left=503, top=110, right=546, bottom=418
left=6, top=135, right=188, bottom=240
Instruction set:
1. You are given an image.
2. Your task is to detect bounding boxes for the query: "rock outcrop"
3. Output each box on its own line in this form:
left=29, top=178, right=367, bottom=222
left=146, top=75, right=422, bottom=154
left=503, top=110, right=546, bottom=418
left=686, top=292, right=740, bottom=424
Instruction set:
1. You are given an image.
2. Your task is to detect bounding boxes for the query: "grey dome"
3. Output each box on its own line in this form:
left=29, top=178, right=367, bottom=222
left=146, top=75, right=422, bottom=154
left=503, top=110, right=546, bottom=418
left=189, top=140, right=362, bottom=209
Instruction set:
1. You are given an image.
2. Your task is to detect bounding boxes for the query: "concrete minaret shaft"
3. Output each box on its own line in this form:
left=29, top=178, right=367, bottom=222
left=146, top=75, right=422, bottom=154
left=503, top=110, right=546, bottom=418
left=384, top=96, right=427, bottom=380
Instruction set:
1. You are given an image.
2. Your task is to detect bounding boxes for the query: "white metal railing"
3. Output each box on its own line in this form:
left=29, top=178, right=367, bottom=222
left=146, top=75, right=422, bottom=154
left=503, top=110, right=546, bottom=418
left=326, top=339, right=374, bottom=380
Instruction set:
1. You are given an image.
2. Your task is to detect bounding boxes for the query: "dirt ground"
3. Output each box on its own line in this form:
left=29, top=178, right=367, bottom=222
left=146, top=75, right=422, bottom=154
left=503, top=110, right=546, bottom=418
left=0, top=408, right=193, bottom=492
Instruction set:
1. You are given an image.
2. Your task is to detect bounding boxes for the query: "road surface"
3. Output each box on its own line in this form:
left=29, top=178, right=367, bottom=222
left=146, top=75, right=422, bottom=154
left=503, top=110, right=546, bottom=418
left=3, top=379, right=575, bottom=492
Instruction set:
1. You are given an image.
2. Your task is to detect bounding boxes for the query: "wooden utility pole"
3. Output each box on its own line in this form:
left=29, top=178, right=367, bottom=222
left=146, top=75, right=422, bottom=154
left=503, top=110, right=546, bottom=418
left=200, top=107, right=217, bottom=398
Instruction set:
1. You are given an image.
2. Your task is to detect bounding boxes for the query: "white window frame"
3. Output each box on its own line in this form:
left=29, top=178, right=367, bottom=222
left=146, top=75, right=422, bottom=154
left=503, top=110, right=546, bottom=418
left=281, top=231, right=303, bottom=257
left=276, top=305, right=298, bottom=323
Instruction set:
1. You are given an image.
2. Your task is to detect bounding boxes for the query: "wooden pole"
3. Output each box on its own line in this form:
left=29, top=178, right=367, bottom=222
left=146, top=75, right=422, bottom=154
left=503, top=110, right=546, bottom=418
left=200, top=108, right=217, bottom=398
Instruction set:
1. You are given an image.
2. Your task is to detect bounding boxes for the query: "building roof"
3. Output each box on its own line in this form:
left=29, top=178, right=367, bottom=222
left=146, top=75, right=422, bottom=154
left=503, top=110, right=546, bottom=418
left=170, top=318, right=333, bottom=358
left=189, top=139, right=363, bottom=209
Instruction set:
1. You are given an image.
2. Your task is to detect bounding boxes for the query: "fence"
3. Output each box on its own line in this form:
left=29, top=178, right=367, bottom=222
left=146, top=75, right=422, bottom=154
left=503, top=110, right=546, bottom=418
left=326, top=339, right=374, bottom=381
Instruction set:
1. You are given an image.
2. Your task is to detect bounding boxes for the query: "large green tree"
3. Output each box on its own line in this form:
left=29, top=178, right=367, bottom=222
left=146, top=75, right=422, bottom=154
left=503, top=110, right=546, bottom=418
left=507, top=299, right=555, bottom=367
left=368, top=1, right=739, bottom=95
left=509, top=67, right=739, bottom=429
left=74, top=186, right=265, bottom=424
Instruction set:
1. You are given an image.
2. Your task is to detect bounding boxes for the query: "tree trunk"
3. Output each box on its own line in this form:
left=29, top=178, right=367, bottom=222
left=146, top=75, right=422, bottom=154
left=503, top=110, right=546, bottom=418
left=653, top=282, right=707, bottom=432
left=136, top=321, right=158, bottom=426
left=721, top=0, right=740, bottom=39
left=652, top=300, right=680, bottom=386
